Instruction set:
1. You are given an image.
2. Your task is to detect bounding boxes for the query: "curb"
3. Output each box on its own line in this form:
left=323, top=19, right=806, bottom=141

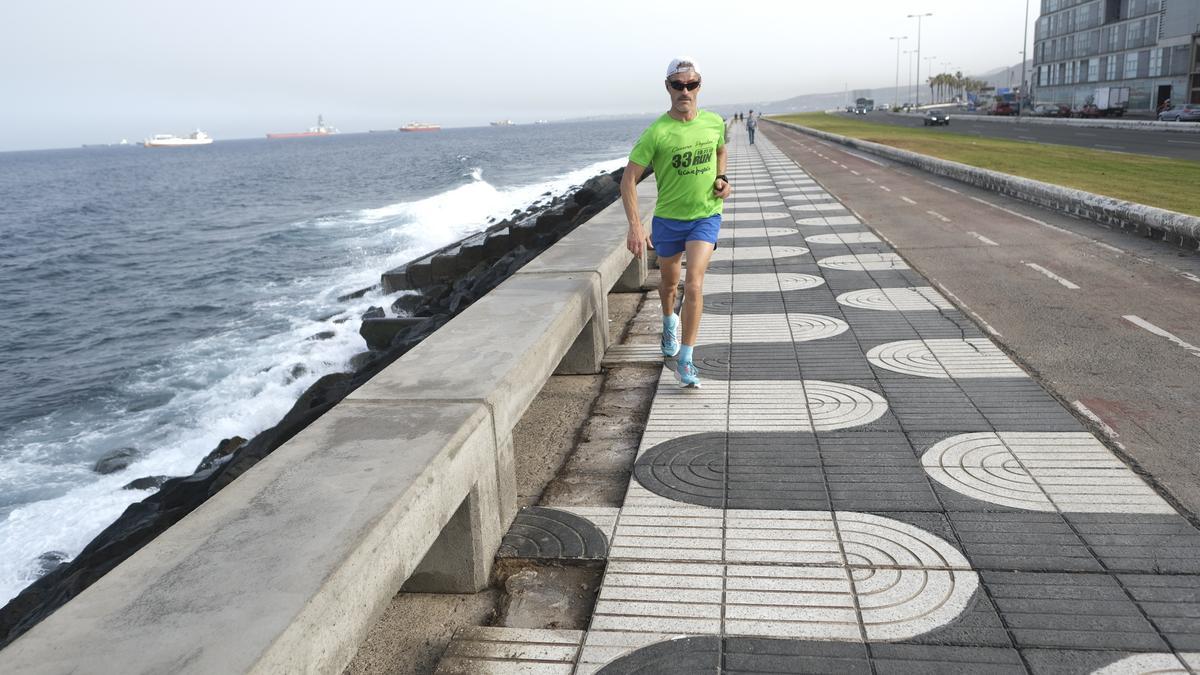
left=891, top=110, right=1200, bottom=134
left=766, top=118, right=1200, bottom=250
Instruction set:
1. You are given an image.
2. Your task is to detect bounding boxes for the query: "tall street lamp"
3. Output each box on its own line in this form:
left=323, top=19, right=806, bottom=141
left=1020, top=0, right=1031, bottom=117
left=890, top=36, right=908, bottom=110
left=907, top=12, right=933, bottom=107
left=904, top=49, right=917, bottom=107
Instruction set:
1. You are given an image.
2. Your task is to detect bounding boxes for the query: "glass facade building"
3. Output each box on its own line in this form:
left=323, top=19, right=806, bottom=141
left=1032, top=0, right=1200, bottom=111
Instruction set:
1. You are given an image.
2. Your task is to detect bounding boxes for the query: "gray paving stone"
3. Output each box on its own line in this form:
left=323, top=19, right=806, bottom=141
left=727, top=433, right=828, bottom=511
left=1021, top=648, right=1158, bottom=675
left=879, top=381, right=989, bottom=433
left=982, top=571, right=1168, bottom=651
left=724, top=638, right=871, bottom=674
left=1065, top=513, right=1200, bottom=574
left=869, top=644, right=1026, bottom=675
left=1118, top=573, right=1200, bottom=651
left=890, top=586, right=1015, bottom=648
left=948, top=512, right=1100, bottom=572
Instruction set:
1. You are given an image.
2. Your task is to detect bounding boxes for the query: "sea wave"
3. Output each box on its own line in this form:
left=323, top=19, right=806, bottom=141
left=0, top=155, right=626, bottom=604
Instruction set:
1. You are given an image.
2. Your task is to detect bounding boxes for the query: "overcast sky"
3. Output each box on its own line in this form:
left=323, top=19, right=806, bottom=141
left=0, top=0, right=1039, bottom=151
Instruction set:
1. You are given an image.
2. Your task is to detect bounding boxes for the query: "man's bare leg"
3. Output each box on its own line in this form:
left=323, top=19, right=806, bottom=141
left=679, top=240, right=716, bottom=347
left=658, top=252, right=683, bottom=317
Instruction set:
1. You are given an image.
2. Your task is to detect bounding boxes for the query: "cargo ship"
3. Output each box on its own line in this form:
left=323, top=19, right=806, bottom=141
left=267, top=115, right=338, bottom=139
left=400, top=122, right=440, bottom=132
left=143, top=130, right=213, bottom=147
left=490, top=119, right=514, bottom=127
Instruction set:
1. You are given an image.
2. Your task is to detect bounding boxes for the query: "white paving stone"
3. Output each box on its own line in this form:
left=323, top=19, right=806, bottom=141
left=866, top=338, right=1025, bottom=379
left=710, top=245, right=809, bottom=262
left=797, top=215, right=861, bottom=226
left=722, top=210, right=791, bottom=222
left=806, top=232, right=882, bottom=245
left=717, top=226, right=799, bottom=240
left=789, top=203, right=849, bottom=212
left=703, top=272, right=824, bottom=293
left=922, top=432, right=1176, bottom=513
left=836, top=287, right=954, bottom=311
left=818, top=252, right=909, bottom=271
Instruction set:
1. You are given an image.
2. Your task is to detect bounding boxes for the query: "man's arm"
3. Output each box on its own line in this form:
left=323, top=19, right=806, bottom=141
left=712, top=144, right=731, bottom=199
left=620, top=160, right=650, bottom=256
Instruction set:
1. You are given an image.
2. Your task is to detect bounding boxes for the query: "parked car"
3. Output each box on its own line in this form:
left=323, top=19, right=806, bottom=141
left=1032, top=104, right=1070, bottom=117
left=923, top=110, right=950, bottom=126
left=1158, top=104, right=1200, bottom=122
left=990, top=102, right=1017, bottom=116
left=854, top=106, right=868, bottom=115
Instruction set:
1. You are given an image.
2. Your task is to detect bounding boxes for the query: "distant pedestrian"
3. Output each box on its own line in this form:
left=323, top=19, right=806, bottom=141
left=747, top=110, right=757, bottom=145
left=620, top=57, right=730, bottom=388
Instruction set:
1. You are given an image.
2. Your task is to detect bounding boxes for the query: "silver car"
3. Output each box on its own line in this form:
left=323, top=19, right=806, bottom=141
left=1158, top=104, right=1200, bottom=122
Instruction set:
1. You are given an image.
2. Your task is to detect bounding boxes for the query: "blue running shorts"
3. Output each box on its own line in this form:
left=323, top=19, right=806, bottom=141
left=650, top=214, right=722, bottom=259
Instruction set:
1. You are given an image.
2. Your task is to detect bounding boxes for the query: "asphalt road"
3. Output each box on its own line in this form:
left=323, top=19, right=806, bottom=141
left=835, top=110, right=1200, bottom=161
left=764, top=121, right=1200, bottom=519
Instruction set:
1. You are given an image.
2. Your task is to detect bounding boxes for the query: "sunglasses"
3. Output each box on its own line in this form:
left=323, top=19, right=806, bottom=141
left=667, top=79, right=701, bottom=91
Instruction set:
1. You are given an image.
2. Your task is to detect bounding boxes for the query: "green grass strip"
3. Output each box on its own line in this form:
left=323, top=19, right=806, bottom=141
left=772, top=112, right=1200, bottom=216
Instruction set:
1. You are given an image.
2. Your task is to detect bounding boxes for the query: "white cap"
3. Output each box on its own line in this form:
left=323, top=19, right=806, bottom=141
left=665, top=58, right=700, bottom=79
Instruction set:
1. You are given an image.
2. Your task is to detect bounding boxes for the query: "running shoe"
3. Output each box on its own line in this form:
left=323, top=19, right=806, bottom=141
left=676, top=360, right=701, bottom=388
left=661, top=318, right=680, bottom=357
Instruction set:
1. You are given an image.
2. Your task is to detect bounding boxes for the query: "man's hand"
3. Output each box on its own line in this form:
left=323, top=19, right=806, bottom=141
left=627, top=223, right=651, bottom=256
left=713, top=177, right=732, bottom=199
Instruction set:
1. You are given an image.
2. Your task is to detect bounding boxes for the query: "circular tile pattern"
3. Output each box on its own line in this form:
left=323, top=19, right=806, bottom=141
left=723, top=211, right=791, bottom=222
left=703, top=272, right=825, bottom=293
left=836, top=287, right=953, bottom=311
left=806, top=233, right=882, bottom=245
left=801, top=380, right=890, bottom=431
left=817, top=253, right=909, bottom=271
left=789, top=203, right=847, bottom=212
left=498, top=506, right=610, bottom=559
left=853, top=566, right=980, bottom=641
left=711, top=245, right=809, bottom=262
left=797, top=216, right=861, bottom=226
left=866, top=338, right=1025, bottom=379
left=921, top=432, right=1175, bottom=513
left=718, top=227, right=800, bottom=240
left=783, top=194, right=834, bottom=202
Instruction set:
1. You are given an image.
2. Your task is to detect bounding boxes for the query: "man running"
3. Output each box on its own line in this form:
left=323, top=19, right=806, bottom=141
left=747, top=109, right=757, bottom=145
left=620, top=57, right=730, bottom=388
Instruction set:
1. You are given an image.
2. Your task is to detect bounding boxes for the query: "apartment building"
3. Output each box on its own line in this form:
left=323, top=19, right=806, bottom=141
left=1032, top=0, right=1200, bottom=111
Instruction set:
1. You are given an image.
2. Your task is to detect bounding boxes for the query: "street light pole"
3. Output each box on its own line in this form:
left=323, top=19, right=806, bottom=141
left=907, top=12, right=933, bottom=107
left=923, top=56, right=937, bottom=105
left=1020, top=0, right=1031, bottom=117
left=890, top=36, right=908, bottom=110
left=905, top=49, right=916, bottom=107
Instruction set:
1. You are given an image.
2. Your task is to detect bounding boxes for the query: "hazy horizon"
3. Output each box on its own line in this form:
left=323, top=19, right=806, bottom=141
left=1, top=0, right=1039, bottom=151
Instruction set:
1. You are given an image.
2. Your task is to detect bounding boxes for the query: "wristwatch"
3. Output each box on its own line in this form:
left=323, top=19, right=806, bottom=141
left=716, top=174, right=729, bottom=183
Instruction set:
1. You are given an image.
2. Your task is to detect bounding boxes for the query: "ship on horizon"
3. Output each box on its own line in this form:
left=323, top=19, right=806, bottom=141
left=267, top=115, right=338, bottom=139
left=400, top=122, right=440, bottom=132
left=490, top=119, right=514, bottom=127
left=143, top=130, right=213, bottom=148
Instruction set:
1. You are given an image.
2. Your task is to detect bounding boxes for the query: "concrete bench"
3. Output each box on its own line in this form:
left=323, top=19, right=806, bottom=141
left=0, top=176, right=656, bottom=675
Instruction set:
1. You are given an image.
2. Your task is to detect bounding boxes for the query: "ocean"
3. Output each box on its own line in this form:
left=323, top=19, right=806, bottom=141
left=0, top=119, right=647, bottom=604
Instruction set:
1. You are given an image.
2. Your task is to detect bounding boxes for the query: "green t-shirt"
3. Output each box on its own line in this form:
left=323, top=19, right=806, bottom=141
left=629, top=110, right=726, bottom=221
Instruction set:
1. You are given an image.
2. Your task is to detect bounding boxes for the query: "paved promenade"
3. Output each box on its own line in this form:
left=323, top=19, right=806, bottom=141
left=446, top=128, right=1200, bottom=674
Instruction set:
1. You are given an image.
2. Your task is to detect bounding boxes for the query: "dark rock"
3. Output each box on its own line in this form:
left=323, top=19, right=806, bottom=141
left=406, top=258, right=434, bottom=288
left=430, top=250, right=461, bottom=282
left=484, top=230, right=512, bottom=257
left=93, top=448, right=138, bottom=475
left=35, top=552, right=68, bottom=576
left=390, top=292, right=424, bottom=316
left=359, top=317, right=426, bottom=351
left=122, top=476, right=169, bottom=491
left=349, top=351, right=380, bottom=372
left=336, top=285, right=377, bottom=302
left=287, top=364, right=308, bottom=381
left=194, top=436, right=246, bottom=473
left=307, top=330, right=336, bottom=341
left=361, top=306, right=385, bottom=320
left=573, top=187, right=597, bottom=205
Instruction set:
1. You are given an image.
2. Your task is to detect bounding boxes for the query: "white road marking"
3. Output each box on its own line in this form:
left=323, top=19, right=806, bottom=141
left=969, top=196, right=1074, bottom=235
left=865, top=177, right=877, bottom=184
left=1122, top=315, right=1200, bottom=358
left=921, top=180, right=960, bottom=193
left=967, top=231, right=999, bottom=246
left=850, top=169, right=861, bottom=175
left=1094, top=242, right=1124, bottom=254
left=1166, top=139, right=1200, bottom=146
left=1071, top=401, right=1120, bottom=439
left=841, top=149, right=886, bottom=166
left=927, top=210, right=952, bottom=222
left=900, top=196, right=917, bottom=205
left=929, top=280, right=1001, bottom=336
left=1024, top=262, right=1080, bottom=289
left=1182, top=272, right=1200, bottom=285
left=895, top=170, right=913, bottom=177
left=838, top=163, right=849, bottom=168
left=879, top=185, right=892, bottom=192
